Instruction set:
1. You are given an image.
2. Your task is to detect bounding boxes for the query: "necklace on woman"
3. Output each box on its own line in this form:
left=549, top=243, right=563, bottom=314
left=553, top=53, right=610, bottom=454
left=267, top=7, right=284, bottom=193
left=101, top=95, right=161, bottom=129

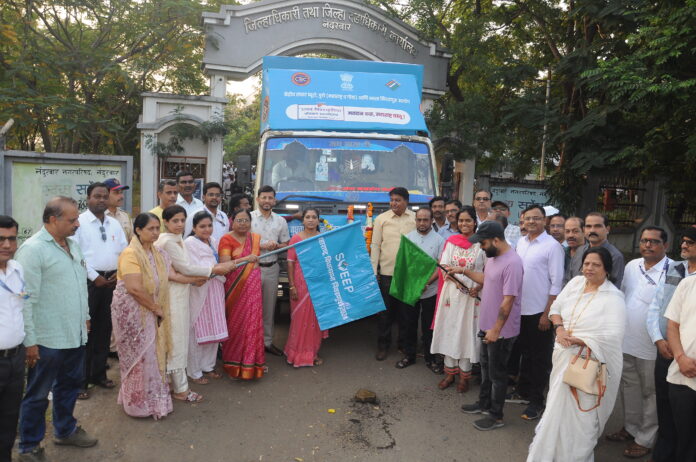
left=566, top=281, right=599, bottom=336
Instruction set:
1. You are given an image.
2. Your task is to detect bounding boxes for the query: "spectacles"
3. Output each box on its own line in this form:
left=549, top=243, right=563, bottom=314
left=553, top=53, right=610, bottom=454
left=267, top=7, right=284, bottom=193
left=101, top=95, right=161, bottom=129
left=639, top=238, right=662, bottom=246
left=549, top=224, right=564, bottom=229
left=0, top=236, right=17, bottom=243
left=99, top=225, right=107, bottom=242
left=681, top=238, right=695, bottom=247
left=234, top=218, right=251, bottom=224
left=206, top=193, right=222, bottom=198
left=474, top=197, right=490, bottom=202
left=524, top=216, right=545, bottom=222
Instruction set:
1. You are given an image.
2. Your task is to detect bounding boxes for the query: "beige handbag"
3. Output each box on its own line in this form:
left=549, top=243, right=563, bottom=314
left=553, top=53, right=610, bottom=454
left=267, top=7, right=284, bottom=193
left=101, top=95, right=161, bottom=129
left=562, top=346, right=607, bottom=412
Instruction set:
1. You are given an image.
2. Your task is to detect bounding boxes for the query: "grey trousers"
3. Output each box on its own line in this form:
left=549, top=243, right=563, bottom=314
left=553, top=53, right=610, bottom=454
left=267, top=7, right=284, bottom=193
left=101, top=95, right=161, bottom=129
left=261, top=264, right=280, bottom=347
left=620, top=353, right=658, bottom=448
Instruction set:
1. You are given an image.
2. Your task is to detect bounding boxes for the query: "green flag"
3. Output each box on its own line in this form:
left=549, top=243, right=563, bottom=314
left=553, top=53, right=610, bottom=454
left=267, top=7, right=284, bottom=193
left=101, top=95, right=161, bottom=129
left=389, top=235, right=438, bottom=306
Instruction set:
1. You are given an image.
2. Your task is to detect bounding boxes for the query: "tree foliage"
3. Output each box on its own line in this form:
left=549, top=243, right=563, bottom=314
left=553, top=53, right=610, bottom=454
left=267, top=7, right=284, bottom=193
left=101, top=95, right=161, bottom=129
left=0, top=0, right=219, bottom=155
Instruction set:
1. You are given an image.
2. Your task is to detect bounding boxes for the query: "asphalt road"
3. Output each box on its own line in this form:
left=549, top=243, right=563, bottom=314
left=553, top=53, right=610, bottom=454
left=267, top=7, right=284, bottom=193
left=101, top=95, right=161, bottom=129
left=29, top=308, right=641, bottom=462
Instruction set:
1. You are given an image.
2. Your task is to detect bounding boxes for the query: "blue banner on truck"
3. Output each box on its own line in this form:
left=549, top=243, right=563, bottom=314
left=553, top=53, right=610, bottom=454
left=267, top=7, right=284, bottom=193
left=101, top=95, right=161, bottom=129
left=260, top=56, right=427, bottom=135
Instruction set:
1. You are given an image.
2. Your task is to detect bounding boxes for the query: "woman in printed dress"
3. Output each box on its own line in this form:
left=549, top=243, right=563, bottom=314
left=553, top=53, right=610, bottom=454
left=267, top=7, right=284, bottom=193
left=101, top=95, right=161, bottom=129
left=218, top=209, right=263, bottom=379
left=185, top=211, right=233, bottom=384
left=284, top=208, right=329, bottom=367
left=431, top=206, right=486, bottom=393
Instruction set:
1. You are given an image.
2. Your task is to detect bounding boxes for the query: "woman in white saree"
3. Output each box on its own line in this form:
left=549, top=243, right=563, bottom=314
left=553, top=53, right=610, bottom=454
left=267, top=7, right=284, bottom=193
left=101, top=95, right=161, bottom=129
left=528, top=246, right=626, bottom=462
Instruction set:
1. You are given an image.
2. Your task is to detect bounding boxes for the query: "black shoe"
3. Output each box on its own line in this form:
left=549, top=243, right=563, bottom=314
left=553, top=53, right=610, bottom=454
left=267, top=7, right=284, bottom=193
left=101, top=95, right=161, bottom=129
left=395, top=356, right=416, bottom=369
left=473, top=416, right=504, bottom=431
left=18, top=447, right=47, bottom=462
left=505, top=391, right=530, bottom=404
left=265, top=344, right=283, bottom=356
left=521, top=405, right=543, bottom=421
left=375, top=349, right=388, bottom=361
left=54, top=425, right=98, bottom=447
left=461, top=402, right=489, bottom=415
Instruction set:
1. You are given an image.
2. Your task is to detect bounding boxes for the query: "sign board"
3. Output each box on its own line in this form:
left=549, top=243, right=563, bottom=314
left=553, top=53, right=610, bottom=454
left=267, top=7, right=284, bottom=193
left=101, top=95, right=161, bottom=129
left=0, top=151, right=133, bottom=245
left=261, top=56, right=427, bottom=134
left=201, top=0, right=451, bottom=99
left=490, top=184, right=551, bottom=226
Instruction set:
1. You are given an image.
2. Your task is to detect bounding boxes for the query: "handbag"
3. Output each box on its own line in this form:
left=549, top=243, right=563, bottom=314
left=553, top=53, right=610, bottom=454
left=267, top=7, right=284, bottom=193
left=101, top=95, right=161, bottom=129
left=562, top=346, right=607, bottom=412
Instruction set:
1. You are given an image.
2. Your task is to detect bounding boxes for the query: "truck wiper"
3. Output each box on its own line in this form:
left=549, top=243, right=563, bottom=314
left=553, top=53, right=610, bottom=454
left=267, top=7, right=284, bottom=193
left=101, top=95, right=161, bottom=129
left=277, top=194, right=345, bottom=203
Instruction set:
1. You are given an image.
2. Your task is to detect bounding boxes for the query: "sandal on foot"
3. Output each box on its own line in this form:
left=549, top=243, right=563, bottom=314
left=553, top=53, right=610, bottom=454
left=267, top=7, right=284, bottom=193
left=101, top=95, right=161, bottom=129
left=395, top=357, right=416, bottom=369
left=313, top=357, right=324, bottom=366
left=173, top=391, right=203, bottom=403
left=203, top=370, right=222, bottom=379
left=623, top=442, right=650, bottom=459
left=77, top=391, right=90, bottom=400
left=438, top=374, right=455, bottom=390
left=190, top=376, right=209, bottom=385
left=606, top=428, right=634, bottom=442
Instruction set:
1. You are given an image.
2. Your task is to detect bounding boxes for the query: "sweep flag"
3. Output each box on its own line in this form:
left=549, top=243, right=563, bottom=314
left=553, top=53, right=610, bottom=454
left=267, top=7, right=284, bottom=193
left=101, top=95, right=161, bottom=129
left=295, top=222, right=386, bottom=330
left=389, top=235, right=438, bottom=306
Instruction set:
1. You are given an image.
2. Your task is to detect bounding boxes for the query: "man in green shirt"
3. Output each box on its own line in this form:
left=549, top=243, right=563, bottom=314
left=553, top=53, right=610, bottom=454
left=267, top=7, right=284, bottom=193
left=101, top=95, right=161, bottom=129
left=15, top=196, right=98, bottom=461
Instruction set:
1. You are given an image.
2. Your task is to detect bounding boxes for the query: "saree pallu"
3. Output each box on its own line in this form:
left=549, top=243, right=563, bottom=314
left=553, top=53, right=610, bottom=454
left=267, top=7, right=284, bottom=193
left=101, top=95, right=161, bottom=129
left=284, top=233, right=328, bottom=367
left=219, top=232, right=265, bottom=380
left=111, top=252, right=172, bottom=419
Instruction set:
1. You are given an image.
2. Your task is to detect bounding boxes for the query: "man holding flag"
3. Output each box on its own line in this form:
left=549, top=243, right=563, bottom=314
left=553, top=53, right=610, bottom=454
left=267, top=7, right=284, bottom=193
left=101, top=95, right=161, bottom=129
left=393, top=208, right=444, bottom=371
left=371, top=187, right=416, bottom=361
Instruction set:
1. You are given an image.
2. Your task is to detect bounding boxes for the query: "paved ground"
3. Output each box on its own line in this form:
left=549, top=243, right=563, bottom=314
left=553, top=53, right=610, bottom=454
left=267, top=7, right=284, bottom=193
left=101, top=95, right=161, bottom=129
left=26, top=308, right=644, bottom=462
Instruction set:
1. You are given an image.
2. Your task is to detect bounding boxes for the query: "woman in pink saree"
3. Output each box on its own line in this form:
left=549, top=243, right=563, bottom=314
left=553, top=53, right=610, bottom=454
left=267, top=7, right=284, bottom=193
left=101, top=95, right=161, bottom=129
left=218, top=209, right=263, bottom=380
left=111, top=213, right=173, bottom=419
left=285, top=208, right=329, bottom=367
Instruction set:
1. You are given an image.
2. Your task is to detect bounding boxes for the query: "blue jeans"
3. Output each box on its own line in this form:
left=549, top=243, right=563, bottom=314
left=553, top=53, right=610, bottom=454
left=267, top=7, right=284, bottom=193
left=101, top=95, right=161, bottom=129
left=19, top=346, right=85, bottom=453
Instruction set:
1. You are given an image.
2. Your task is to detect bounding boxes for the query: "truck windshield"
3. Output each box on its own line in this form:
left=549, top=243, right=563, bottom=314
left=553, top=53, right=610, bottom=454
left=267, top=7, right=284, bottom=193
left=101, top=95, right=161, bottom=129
left=261, top=136, right=435, bottom=197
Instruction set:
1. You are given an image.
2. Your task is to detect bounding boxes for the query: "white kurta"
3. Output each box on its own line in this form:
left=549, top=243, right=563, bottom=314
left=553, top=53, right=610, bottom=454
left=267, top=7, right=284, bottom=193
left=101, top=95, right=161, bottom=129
left=154, top=233, right=211, bottom=372
left=430, top=242, right=485, bottom=362
left=527, top=276, right=626, bottom=462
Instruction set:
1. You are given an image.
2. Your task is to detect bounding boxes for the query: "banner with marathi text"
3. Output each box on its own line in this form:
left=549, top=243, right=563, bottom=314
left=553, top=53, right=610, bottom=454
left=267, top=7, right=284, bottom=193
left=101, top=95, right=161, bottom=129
left=294, top=221, right=385, bottom=330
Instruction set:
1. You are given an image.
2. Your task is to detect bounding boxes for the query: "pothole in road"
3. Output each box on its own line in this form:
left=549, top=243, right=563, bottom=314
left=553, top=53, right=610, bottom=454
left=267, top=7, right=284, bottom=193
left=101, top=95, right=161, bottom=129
left=337, top=394, right=400, bottom=450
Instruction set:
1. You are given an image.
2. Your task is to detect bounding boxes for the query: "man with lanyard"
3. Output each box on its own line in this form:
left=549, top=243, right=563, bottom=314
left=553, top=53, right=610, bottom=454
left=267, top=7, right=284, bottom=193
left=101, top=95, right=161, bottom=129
left=0, top=215, right=26, bottom=462
left=103, top=178, right=132, bottom=242
left=175, top=170, right=204, bottom=217
left=251, top=185, right=290, bottom=357
left=400, top=208, right=444, bottom=371
left=646, top=226, right=696, bottom=462
left=184, top=182, right=230, bottom=243
left=15, top=197, right=97, bottom=461
left=72, top=183, right=128, bottom=399
left=438, top=199, right=461, bottom=239
left=428, top=196, right=447, bottom=233
left=607, top=227, right=671, bottom=459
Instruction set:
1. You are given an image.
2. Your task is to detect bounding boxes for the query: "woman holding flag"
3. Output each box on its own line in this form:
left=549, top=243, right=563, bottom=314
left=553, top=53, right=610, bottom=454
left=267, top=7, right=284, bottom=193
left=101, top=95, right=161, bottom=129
left=431, top=206, right=486, bottom=393
left=284, top=208, right=329, bottom=367
left=218, top=209, right=263, bottom=379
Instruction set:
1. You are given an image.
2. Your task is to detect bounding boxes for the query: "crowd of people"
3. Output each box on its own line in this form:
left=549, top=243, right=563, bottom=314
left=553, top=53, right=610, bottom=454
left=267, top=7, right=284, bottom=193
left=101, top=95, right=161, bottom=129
left=370, top=189, right=696, bottom=460
left=1, top=178, right=696, bottom=462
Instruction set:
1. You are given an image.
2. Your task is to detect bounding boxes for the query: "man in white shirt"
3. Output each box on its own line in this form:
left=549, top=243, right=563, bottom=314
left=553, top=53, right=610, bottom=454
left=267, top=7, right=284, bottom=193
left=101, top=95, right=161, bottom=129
left=72, top=183, right=128, bottom=396
left=665, top=271, right=696, bottom=461
left=511, top=204, right=564, bottom=421
left=646, top=226, right=696, bottom=461
left=402, top=208, right=444, bottom=371
left=0, top=215, right=25, bottom=461
left=491, top=201, right=521, bottom=249
left=251, top=185, right=290, bottom=356
left=473, top=190, right=492, bottom=225
left=607, top=227, right=671, bottom=458
left=175, top=170, right=204, bottom=217
left=547, top=214, right=567, bottom=247
left=184, top=182, right=230, bottom=243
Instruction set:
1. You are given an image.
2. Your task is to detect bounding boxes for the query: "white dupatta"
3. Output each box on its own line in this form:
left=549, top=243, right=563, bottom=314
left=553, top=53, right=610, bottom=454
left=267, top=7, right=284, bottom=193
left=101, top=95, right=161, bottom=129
left=184, top=236, right=223, bottom=327
left=528, top=276, right=626, bottom=462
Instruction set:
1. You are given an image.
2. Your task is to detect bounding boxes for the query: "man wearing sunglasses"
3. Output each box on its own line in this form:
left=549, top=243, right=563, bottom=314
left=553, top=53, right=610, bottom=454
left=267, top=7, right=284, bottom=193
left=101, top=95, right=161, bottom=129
left=72, top=182, right=127, bottom=399
left=645, top=226, right=696, bottom=461
left=473, top=190, right=492, bottom=225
